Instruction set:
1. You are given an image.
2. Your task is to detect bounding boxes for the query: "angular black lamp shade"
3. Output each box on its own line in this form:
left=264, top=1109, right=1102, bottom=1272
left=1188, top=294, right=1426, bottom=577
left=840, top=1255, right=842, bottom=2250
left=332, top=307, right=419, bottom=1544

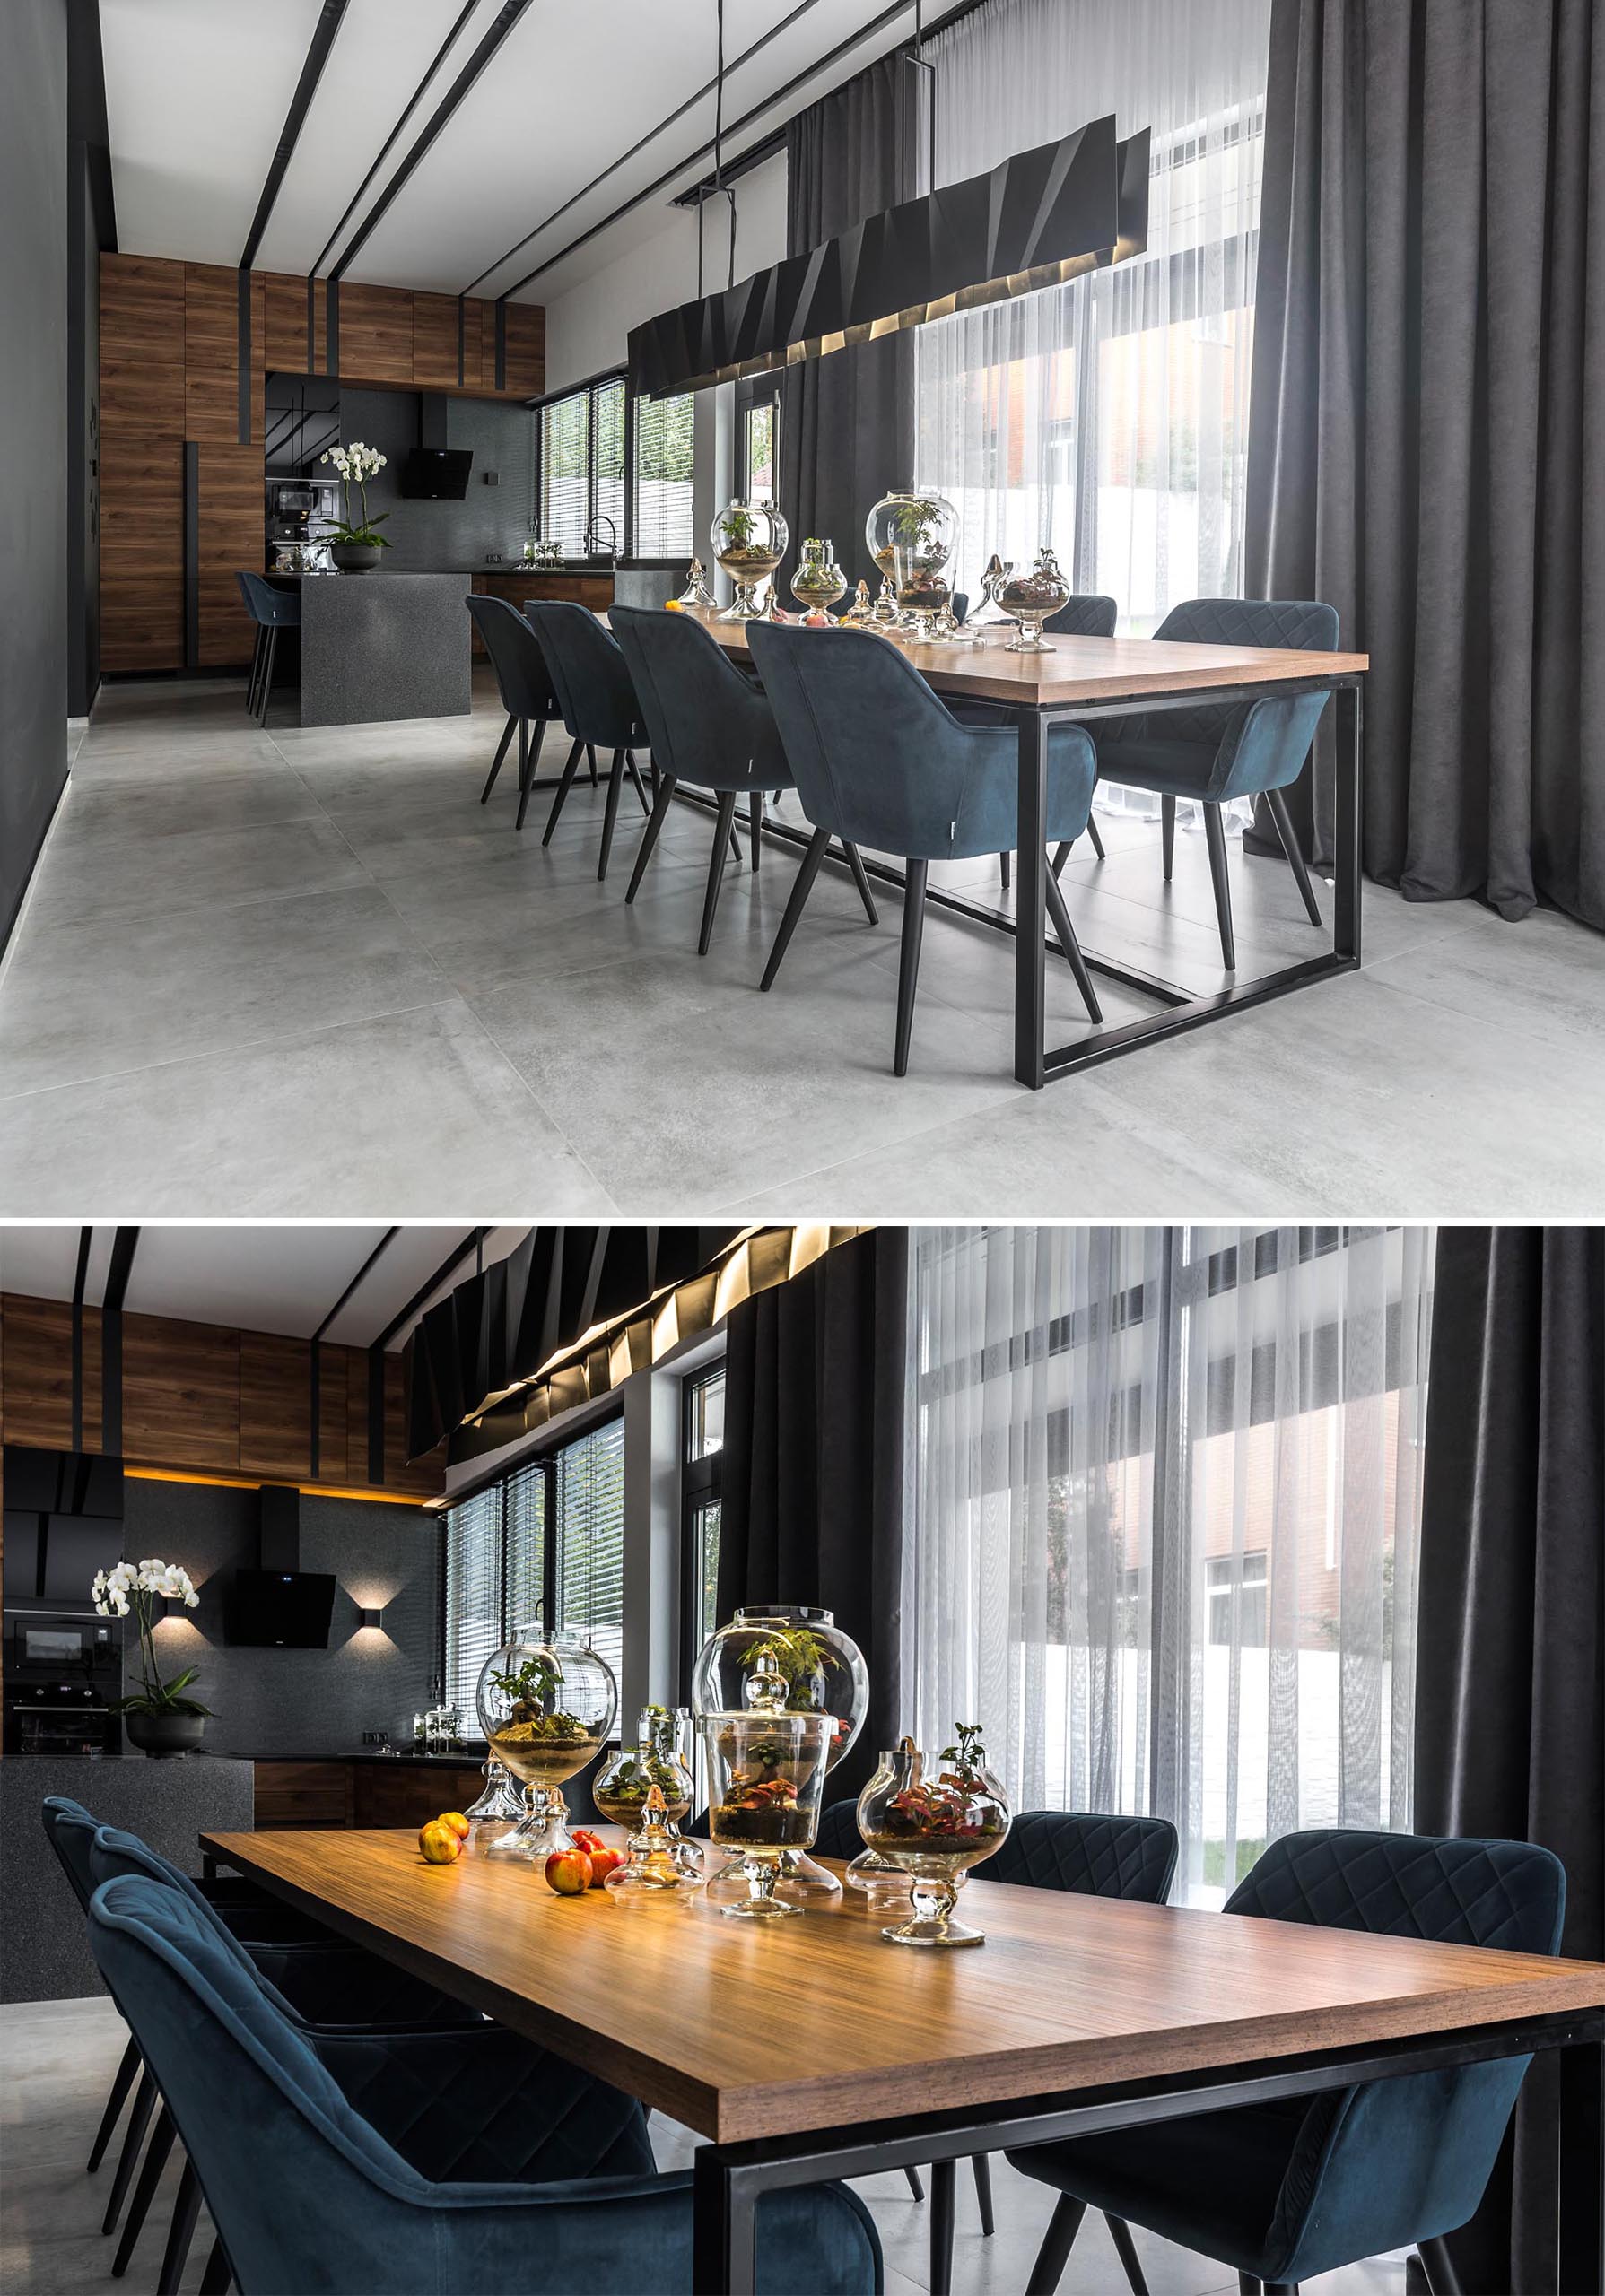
left=359, top=1607, right=384, bottom=1631
left=629, top=113, right=1149, bottom=399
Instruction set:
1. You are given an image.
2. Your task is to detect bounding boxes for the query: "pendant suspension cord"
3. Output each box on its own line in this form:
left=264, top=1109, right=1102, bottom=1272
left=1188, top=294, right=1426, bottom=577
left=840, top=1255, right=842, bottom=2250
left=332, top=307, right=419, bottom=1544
left=909, top=0, right=937, bottom=191
left=714, top=0, right=737, bottom=288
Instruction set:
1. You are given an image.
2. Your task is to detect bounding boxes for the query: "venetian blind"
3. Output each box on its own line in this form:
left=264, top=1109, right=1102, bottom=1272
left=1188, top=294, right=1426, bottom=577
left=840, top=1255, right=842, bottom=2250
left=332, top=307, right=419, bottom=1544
left=593, top=378, right=627, bottom=549
left=632, top=391, right=695, bottom=557
left=443, top=1483, right=503, bottom=1719
left=540, top=388, right=590, bottom=554
left=555, top=1417, right=626, bottom=1687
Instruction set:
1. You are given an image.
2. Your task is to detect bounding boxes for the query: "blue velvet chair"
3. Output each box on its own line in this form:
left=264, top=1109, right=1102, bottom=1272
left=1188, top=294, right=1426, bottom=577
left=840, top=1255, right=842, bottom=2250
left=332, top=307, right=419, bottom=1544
left=1009, top=1828, right=1566, bottom=2296
left=89, top=1872, right=884, bottom=2296
left=611, top=604, right=879, bottom=955
left=523, top=599, right=652, bottom=879
left=237, top=571, right=300, bottom=726
left=746, top=621, right=1103, bottom=1075
left=464, top=594, right=570, bottom=825
left=1090, top=598, right=1339, bottom=969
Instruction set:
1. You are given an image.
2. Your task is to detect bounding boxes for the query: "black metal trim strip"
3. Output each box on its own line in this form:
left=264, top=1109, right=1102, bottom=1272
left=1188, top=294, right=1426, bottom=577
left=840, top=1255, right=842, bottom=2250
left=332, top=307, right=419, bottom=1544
left=313, top=1229, right=402, bottom=1344
left=239, top=0, right=352, bottom=270
left=330, top=1, right=534, bottom=283
left=307, top=274, right=317, bottom=370
left=326, top=277, right=339, bottom=376
left=372, top=1230, right=487, bottom=1352
left=71, top=1228, right=92, bottom=1452
left=237, top=268, right=252, bottom=443
left=102, top=1227, right=139, bottom=1313
left=308, top=0, right=477, bottom=283
left=458, top=293, right=466, bottom=387
left=181, top=445, right=199, bottom=668
left=367, top=1347, right=386, bottom=1484
left=100, top=1226, right=137, bottom=1456
left=310, top=1342, right=321, bottom=1481
left=494, top=298, right=506, bottom=390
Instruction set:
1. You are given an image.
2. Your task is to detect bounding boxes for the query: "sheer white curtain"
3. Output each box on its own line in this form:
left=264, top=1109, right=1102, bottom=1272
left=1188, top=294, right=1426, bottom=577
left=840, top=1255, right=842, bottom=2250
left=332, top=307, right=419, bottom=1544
left=915, top=0, right=1271, bottom=633
left=904, top=1226, right=1435, bottom=1906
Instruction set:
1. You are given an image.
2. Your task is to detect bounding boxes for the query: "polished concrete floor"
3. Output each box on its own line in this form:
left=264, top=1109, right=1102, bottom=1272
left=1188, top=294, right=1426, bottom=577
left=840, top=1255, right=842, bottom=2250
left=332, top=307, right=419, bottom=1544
left=2, top=669, right=1601, bottom=1216
left=2, top=1995, right=1408, bottom=2296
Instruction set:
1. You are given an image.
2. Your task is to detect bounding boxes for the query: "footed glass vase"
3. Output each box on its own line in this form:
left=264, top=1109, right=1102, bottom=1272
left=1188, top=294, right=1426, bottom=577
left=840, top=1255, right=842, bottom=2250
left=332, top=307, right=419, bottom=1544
left=699, top=1652, right=832, bottom=1920
left=475, top=1625, right=616, bottom=1857
left=857, top=1724, right=1011, bottom=1945
left=711, top=500, right=788, bottom=622
left=594, top=1705, right=701, bottom=1875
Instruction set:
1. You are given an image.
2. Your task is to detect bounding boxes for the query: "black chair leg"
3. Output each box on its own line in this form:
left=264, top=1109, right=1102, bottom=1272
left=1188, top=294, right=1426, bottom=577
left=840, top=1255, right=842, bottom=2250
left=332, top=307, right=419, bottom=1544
left=1025, top=2193, right=1087, bottom=2296
left=102, top=2068, right=158, bottom=2234
left=1162, top=792, right=1176, bottom=882
left=698, top=792, right=739, bottom=954
left=588, top=744, right=598, bottom=786
left=1106, top=2213, right=1151, bottom=2295
left=514, top=717, right=550, bottom=831
left=840, top=839, right=878, bottom=925
left=761, top=828, right=829, bottom=990
left=1239, top=2278, right=1262, bottom=2296
left=972, top=2152, right=995, bottom=2235
left=1264, top=785, right=1324, bottom=926
left=481, top=712, right=517, bottom=804
left=112, top=2101, right=174, bottom=2274
left=1051, top=839, right=1071, bottom=877
left=598, top=748, right=627, bottom=881
left=903, top=2165, right=925, bottom=2203
left=749, top=790, right=763, bottom=873
left=157, top=2157, right=201, bottom=2296
left=88, top=2035, right=141, bottom=2172
left=929, top=2157, right=955, bottom=2296
left=894, top=858, right=929, bottom=1077
left=1203, top=801, right=1236, bottom=968
left=199, top=2234, right=231, bottom=2295
left=1044, top=860, right=1103, bottom=1023
left=257, top=628, right=278, bottom=726
left=999, top=849, right=1011, bottom=890
left=246, top=629, right=263, bottom=714
left=625, top=748, right=650, bottom=814
left=626, top=774, right=678, bottom=903
left=541, top=740, right=584, bottom=845
left=1086, top=813, right=1106, bottom=860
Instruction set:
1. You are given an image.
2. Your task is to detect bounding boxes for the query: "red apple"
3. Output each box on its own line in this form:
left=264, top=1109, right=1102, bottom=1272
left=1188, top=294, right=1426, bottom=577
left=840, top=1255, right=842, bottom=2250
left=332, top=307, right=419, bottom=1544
left=586, top=1845, right=624, bottom=1888
left=545, top=1847, right=592, bottom=1895
left=571, top=1828, right=605, bottom=1856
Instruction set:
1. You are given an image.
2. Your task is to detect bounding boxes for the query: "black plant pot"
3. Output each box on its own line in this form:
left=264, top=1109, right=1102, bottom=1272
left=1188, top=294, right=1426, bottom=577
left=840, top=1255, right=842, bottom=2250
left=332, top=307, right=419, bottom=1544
left=125, top=1711, right=207, bottom=1757
left=330, top=542, right=384, bottom=573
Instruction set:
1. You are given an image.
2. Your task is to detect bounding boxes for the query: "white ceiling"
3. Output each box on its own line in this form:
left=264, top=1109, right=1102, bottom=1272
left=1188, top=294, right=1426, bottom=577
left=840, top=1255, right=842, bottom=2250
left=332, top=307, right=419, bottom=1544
left=99, top=0, right=957, bottom=303
left=0, top=1226, right=531, bottom=1350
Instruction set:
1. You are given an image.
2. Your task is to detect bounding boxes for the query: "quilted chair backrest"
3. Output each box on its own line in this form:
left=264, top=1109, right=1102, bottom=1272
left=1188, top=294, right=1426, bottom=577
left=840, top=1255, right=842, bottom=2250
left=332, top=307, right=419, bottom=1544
left=41, top=1796, right=99, bottom=1909
left=525, top=599, right=639, bottom=748
left=976, top=1810, right=1178, bottom=1902
left=239, top=569, right=297, bottom=628
left=612, top=605, right=779, bottom=790
left=1103, top=596, right=1339, bottom=752
left=88, top=1823, right=303, bottom=2022
left=747, top=619, right=973, bottom=851
left=466, top=594, right=557, bottom=720
left=1044, top=593, right=1119, bottom=639
left=814, top=1799, right=863, bottom=1862
left=1226, top=1830, right=1566, bottom=2284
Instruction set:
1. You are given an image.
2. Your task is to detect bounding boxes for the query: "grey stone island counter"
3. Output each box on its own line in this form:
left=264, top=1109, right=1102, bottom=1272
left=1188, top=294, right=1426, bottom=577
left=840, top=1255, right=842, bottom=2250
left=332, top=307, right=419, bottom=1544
left=1, top=1754, right=254, bottom=2001
left=299, top=570, right=472, bottom=726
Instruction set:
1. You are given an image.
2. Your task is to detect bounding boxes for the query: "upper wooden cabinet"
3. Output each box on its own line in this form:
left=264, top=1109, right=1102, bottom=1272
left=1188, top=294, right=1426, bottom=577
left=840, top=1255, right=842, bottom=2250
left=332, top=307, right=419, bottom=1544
left=412, top=293, right=461, bottom=389
left=502, top=302, right=545, bottom=397
left=185, top=263, right=241, bottom=444
left=338, top=283, right=415, bottom=386
left=100, top=255, right=186, bottom=441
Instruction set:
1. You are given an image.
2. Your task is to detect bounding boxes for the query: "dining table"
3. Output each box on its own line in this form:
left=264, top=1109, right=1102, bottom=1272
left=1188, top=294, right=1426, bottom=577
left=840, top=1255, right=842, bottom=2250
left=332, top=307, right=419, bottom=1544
left=201, top=1826, right=1604, bottom=2296
left=676, top=610, right=1370, bottom=1091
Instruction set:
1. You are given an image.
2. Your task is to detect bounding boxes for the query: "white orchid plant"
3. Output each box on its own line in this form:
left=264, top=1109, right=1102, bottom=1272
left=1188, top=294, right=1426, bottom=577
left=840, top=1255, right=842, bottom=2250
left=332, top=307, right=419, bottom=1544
left=92, top=1558, right=210, bottom=1718
left=320, top=439, right=390, bottom=549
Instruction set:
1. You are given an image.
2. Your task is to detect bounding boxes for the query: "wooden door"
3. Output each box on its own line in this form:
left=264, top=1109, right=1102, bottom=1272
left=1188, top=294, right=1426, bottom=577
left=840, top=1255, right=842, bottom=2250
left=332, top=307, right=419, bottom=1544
left=196, top=444, right=265, bottom=665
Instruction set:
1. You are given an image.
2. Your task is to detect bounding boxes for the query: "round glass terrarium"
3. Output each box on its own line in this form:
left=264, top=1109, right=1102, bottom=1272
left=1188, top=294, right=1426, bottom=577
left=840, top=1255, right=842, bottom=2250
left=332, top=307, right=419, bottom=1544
left=698, top=1653, right=833, bottom=1920
left=841, top=1744, right=916, bottom=1899
left=475, top=1625, right=616, bottom=1858
left=711, top=500, right=789, bottom=622
left=459, top=1754, right=524, bottom=1851
left=790, top=536, right=847, bottom=621
left=997, top=546, right=1072, bottom=651
left=857, top=1723, right=1011, bottom=1946
left=593, top=1705, right=701, bottom=1874
left=866, top=489, right=957, bottom=638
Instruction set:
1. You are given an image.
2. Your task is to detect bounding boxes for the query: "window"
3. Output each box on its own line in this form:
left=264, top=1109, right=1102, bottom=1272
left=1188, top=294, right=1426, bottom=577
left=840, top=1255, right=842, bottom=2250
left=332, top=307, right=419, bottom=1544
left=632, top=391, right=695, bottom=558
left=680, top=1364, right=725, bottom=1697
left=738, top=388, right=779, bottom=505
left=1207, top=1550, right=1268, bottom=1647
left=538, top=374, right=627, bottom=555
left=442, top=1413, right=625, bottom=1719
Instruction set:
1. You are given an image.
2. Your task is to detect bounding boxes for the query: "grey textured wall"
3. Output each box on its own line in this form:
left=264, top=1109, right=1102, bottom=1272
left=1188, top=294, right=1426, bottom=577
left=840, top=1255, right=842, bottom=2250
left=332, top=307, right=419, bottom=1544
left=1, top=0, right=68, bottom=947
left=123, top=1479, right=441, bottom=1758
left=339, top=389, right=536, bottom=571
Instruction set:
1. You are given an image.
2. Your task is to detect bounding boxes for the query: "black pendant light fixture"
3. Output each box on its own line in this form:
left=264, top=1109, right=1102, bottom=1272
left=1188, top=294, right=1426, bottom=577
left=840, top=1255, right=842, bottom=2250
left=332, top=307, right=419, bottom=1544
left=628, top=6, right=1149, bottom=404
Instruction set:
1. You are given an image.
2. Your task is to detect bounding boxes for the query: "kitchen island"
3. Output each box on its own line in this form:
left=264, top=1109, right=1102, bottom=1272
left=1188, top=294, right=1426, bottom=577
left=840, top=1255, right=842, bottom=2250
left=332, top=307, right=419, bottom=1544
left=295, top=570, right=473, bottom=727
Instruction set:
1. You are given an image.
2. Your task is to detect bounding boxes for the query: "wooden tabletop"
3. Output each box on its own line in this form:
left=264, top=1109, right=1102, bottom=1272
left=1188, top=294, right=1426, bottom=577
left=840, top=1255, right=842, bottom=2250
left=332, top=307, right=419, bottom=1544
left=203, top=1829, right=1602, bottom=2144
left=674, top=607, right=1369, bottom=709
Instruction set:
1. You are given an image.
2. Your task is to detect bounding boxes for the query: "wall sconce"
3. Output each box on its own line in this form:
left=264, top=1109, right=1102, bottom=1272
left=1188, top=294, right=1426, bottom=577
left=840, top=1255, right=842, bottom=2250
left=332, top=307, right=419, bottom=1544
left=358, top=1607, right=385, bottom=1631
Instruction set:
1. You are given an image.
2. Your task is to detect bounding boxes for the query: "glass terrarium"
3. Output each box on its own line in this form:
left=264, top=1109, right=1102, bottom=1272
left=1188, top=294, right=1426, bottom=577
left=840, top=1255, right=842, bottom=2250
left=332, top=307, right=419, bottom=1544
left=866, top=490, right=957, bottom=638
left=841, top=1743, right=916, bottom=1898
left=593, top=1705, right=700, bottom=1874
left=997, top=546, right=1072, bottom=651
left=667, top=557, right=715, bottom=613
left=857, top=1723, right=1011, bottom=1946
left=711, top=500, right=789, bottom=622
left=790, top=536, right=847, bottom=621
left=460, top=1754, right=524, bottom=1852
left=475, top=1625, right=616, bottom=1857
left=698, top=1653, right=833, bottom=1920
left=604, top=1782, right=707, bottom=1906
left=842, top=578, right=876, bottom=626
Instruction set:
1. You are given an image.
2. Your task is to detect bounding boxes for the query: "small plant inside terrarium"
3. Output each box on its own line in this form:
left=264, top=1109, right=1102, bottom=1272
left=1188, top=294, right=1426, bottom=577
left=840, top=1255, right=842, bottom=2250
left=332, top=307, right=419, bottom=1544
left=486, top=1651, right=602, bottom=1786
left=594, top=1705, right=693, bottom=1828
left=861, top=1722, right=1007, bottom=1857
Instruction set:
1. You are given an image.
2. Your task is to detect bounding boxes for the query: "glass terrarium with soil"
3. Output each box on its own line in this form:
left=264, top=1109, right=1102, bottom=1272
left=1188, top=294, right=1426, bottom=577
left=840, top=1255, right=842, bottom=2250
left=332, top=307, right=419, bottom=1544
left=475, top=1625, right=616, bottom=1858
left=858, top=1723, right=1011, bottom=1945
left=997, top=545, right=1073, bottom=651
left=593, top=1705, right=700, bottom=1874
left=711, top=500, right=789, bottom=621
left=866, top=490, right=958, bottom=637
left=698, top=1653, right=832, bottom=1920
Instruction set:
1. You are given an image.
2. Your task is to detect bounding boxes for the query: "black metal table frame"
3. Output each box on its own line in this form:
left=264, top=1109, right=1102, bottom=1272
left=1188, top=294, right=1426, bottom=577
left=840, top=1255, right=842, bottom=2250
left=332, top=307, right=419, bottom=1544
left=690, top=2007, right=1602, bottom=2296
left=670, top=668, right=1364, bottom=1091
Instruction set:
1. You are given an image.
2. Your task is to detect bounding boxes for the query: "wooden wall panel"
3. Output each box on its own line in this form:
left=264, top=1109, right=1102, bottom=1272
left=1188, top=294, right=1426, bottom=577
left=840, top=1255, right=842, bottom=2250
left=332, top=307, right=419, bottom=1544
left=412, top=292, right=460, bottom=388
left=459, top=300, right=486, bottom=392
left=503, top=302, right=545, bottom=397
left=0, top=1297, right=77, bottom=1448
left=250, top=270, right=267, bottom=444
left=185, top=263, right=240, bottom=444
left=240, top=1333, right=314, bottom=1481
left=262, top=271, right=325, bottom=373
left=196, top=443, right=265, bottom=665
left=339, top=283, right=414, bottom=383
left=122, top=1314, right=240, bottom=1473
left=100, top=254, right=186, bottom=440
left=100, top=254, right=187, bottom=672
left=315, top=1344, right=350, bottom=1484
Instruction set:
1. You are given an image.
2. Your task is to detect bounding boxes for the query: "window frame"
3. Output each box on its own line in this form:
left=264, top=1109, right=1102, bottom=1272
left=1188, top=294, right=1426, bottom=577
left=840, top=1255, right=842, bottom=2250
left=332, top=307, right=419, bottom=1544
left=735, top=376, right=781, bottom=506
left=678, top=1361, right=726, bottom=1702
left=534, top=368, right=630, bottom=555
left=628, top=387, right=697, bottom=562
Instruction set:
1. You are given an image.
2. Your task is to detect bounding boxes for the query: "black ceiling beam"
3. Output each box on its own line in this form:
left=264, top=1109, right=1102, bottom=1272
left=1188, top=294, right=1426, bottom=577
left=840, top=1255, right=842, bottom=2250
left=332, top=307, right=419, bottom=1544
left=328, top=1, right=533, bottom=283
left=493, top=0, right=974, bottom=302
left=307, top=0, right=478, bottom=283
left=311, top=1227, right=402, bottom=1344
left=70, top=1227, right=92, bottom=1453
left=460, top=0, right=829, bottom=299
left=101, top=1226, right=140, bottom=1313
left=372, top=1230, right=490, bottom=1353
left=68, top=0, right=117, bottom=251
left=239, top=0, right=351, bottom=272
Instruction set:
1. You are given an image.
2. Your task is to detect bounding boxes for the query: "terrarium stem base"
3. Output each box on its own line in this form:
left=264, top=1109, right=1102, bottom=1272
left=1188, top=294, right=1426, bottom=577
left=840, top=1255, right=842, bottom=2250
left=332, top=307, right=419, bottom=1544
left=718, top=1852, right=802, bottom=1919
left=485, top=1786, right=556, bottom=1857
left=778, top=1848, right=842, bottom=1898
left=1004, top=627, right=1056, bottom=653
left=883, top=1875, right=984, bottom=1947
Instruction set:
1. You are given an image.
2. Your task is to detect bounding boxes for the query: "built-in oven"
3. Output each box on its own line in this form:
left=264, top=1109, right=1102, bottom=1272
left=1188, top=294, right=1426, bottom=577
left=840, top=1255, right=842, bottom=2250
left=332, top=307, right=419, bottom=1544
left=4, top=1610, right=122, bottom=1755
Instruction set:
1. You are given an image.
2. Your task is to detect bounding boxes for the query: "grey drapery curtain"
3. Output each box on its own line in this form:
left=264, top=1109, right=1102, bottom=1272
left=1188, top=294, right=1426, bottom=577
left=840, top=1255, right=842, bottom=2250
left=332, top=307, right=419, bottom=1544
left=1413, top=1228, right=1605, bottom=2292
left=777, top=53, right=919, bottom=598
left=1244, top=0, right=1605, bottom=927
left=716, top=1229, right=909, bottom=1805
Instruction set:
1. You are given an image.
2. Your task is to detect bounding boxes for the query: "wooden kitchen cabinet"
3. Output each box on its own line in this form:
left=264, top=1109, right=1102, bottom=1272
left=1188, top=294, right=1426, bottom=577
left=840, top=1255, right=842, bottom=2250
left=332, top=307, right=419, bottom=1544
left=353, top=1763, right=485, bottom=1830
left=255, top=1761, right=355, bottom=1830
